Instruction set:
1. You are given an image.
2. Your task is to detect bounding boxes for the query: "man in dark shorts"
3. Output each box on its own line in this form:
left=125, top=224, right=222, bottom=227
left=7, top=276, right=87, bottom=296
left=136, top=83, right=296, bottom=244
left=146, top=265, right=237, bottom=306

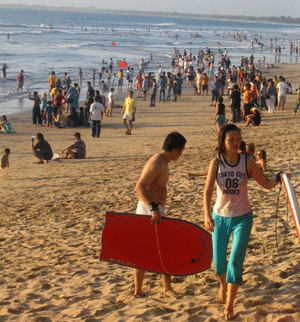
left=61, top=132, right=86, bottom=159
left=31, top=133, right=53, bottom=164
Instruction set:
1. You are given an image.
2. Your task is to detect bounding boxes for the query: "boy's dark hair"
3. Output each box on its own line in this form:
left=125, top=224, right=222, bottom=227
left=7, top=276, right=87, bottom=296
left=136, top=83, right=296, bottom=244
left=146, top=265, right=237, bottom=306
left=79, top=107, right=84, bottom=112
left=95, top=96, right=100, bottom=102
left=74, top=132, right=81, bottom=139
left=33, top=91, right=38, bottom=96
left=2, top=115, right=7, bottom=121
left=4, top=148, right=10, bottom=154
left=239, top=140, right=246, bottom=152
left=36, top=133, right=44, bottom=141
left=46, top=100, right=52, bottom=105
left=162, top=132, right=186, bottom=152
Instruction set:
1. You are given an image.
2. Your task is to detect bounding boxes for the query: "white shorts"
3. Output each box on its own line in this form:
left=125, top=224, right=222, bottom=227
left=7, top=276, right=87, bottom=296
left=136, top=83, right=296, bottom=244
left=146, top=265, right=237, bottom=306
left=136, top=200, right=165, bottom=216
left=123, top=113, right=134, bottom=121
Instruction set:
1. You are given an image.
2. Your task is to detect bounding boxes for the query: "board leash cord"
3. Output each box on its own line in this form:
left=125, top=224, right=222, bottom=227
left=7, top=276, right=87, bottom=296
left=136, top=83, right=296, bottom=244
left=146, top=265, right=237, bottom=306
left=275, top=182, right=289, bottom=250
left=155, top=224, right=171, bottom=275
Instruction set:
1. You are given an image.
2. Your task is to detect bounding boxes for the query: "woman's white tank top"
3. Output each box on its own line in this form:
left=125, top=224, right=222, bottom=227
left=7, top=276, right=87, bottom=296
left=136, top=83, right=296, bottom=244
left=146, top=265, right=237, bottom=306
left=213, top=153, right=252, bottom=217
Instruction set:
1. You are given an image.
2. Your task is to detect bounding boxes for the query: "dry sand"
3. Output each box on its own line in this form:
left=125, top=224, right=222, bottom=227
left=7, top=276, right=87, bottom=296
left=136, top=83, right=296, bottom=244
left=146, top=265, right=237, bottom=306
left=1, top=64, right=300, bottom=322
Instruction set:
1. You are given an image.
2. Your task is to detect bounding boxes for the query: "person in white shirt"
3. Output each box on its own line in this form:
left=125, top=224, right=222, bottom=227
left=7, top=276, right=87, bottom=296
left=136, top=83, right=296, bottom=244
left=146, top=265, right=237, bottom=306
left=106, top=88, right=114, bottom=117
left=276, top=76, right=287, bottom=110
left=89, top=96, right=104, bottom=138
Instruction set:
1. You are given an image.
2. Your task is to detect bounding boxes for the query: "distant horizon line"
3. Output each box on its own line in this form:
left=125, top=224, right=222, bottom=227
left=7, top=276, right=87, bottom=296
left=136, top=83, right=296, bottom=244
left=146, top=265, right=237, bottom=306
left=1, top=4, right=300, bottom=23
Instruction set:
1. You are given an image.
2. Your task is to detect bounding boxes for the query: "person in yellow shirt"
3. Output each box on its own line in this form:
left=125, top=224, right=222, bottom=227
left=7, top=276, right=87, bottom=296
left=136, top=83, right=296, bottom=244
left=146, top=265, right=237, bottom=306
left=122, top=91, right=137, bottom=135
left=48, top=71, right=56, bottom=93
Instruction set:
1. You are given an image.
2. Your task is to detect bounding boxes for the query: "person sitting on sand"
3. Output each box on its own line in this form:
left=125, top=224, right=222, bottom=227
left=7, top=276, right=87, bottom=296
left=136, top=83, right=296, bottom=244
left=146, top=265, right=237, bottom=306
left=246, top=142, right=256, bottom=162
left=134, top=132, right=186, bottom=297
left=245, top=107, right=261, bottom=127
left=54, top=109, right=67, bottom=128
left=204, top=124, right=285, bottom=321
left=256, top=150, right=267, bottom=171
left=61, top=132, right=86, bottom=159
left=0, top=115, right=13, bottom=134
left=31, top=133, right=53, bottom=164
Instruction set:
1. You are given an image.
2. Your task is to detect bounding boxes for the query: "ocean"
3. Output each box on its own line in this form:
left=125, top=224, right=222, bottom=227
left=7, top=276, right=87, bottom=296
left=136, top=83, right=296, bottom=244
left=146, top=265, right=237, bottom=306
left=1, top=7, right=300, bottom=116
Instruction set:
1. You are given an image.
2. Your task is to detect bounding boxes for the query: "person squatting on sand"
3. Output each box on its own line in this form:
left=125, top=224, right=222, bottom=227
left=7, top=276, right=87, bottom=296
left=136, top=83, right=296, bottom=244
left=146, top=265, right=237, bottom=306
left=134, top=132, right=186, bottom=297
left=203, top=124, right=285, bottom=321
left=31, top=133, right=53, bottom=164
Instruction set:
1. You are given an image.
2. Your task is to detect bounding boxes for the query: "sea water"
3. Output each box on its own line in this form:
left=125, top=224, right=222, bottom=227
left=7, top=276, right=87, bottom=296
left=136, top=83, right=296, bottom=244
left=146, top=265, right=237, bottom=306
left=1, top=7, right=300, bottom=116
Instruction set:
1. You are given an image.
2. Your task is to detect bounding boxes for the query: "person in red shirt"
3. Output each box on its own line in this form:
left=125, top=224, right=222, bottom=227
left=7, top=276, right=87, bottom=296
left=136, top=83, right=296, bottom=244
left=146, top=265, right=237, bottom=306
left=16, top=70, right=24, bottom=92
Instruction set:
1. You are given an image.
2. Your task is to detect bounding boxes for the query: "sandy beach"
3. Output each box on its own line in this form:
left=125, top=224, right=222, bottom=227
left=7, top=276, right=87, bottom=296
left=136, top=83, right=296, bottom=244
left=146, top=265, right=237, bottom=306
left=1, top=63, right=300, bottom=322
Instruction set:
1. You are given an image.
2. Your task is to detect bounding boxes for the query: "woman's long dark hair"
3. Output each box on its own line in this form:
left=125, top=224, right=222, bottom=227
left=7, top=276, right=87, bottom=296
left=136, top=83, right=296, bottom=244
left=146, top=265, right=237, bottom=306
left=216, top=124, right=241, bottom=160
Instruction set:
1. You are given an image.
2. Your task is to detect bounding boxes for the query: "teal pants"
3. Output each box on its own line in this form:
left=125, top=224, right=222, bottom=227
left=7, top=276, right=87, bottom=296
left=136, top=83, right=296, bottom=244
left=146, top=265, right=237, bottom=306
left=212, top=211, right=253, bottom=285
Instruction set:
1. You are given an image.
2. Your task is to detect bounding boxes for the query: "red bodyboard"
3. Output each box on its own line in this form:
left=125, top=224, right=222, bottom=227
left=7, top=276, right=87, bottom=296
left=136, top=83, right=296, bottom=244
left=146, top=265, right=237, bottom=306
left=100, top=212, right=212, bottom=276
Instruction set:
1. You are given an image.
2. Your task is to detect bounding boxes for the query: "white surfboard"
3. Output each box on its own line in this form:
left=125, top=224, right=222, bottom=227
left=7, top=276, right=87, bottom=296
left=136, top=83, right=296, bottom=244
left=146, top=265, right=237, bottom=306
left=282, top=173, right=300, bottom=244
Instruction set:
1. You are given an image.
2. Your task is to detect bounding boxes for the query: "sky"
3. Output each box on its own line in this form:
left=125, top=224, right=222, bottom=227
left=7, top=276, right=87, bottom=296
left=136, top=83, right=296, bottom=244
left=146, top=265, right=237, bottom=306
left=1, top=0, right=300, bottom=18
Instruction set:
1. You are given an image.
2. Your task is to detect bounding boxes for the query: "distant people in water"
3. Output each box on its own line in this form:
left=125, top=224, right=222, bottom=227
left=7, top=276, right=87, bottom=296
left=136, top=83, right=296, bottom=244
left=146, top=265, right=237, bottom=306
left=16, top=70, right=24, bottom=92
left=1, top=63, right=8, bottom=79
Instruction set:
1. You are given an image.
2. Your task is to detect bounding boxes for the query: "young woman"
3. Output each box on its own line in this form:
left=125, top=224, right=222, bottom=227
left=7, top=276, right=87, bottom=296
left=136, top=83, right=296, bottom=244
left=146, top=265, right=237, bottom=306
left=204, top=124, right=283, bottom=321
left=256, top=150, right=267, bottom=172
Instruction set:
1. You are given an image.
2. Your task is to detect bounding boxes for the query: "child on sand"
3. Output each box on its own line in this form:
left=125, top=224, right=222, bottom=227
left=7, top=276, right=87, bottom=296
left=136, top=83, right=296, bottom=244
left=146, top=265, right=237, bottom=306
left=204, top=124, right=284, bottom=321
left=246, top=143, right=256, bottom=161
left=1, top=148, right=10, bottom=180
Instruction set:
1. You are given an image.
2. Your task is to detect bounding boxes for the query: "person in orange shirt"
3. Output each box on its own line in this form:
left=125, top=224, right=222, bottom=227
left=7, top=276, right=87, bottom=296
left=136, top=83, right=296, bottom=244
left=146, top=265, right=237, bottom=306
left=202, top=73, right=209, bottom=95
left=48, top=71, right=56, bottom=93
left=243, top=83, right=252, bottom=118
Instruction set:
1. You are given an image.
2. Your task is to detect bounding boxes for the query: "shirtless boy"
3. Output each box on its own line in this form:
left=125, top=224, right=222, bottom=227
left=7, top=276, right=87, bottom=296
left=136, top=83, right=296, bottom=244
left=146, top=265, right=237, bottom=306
left=134, top=131, right=186, bottom=297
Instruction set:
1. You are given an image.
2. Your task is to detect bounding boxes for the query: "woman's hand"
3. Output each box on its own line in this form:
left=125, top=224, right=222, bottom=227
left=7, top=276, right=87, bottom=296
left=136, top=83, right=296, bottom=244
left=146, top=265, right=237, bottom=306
left=205, top=215, right=215, bottom=233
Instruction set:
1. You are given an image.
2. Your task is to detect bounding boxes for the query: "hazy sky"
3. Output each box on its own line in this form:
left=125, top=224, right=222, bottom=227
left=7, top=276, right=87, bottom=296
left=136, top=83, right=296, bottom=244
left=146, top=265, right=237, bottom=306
left=1, top=0, right=300, bottom=18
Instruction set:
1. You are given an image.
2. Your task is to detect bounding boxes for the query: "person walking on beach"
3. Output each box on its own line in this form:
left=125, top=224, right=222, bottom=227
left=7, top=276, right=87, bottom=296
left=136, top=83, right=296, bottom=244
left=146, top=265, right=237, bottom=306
left=158, top=72, right=167, bottom=102
left=29, top=91, right=42, bottom=127
left=89, top=96, right=104, bottom=138
left=266, top=79, right=276, bottom=114
left=107, top=88, right=114, bottom=117
left=122, top=91, right=136, bottom=135
left=150, top=78, right=157, bottom=107
left=48, top=71, right=56, bottom=93
left=276, top=76, right=287, bottom=111
left=211, top=76, right=221, bottom=107
left=204, top=124, right=285, bottom=321
left=134, top=131, right=186, bottom=297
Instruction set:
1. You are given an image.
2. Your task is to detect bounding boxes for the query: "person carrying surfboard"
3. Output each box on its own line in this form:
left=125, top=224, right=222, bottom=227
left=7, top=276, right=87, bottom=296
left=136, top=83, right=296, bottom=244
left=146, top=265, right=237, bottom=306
left=203, top=124, right=285, bottom=321
left=134, top=131, right=186, bottom=297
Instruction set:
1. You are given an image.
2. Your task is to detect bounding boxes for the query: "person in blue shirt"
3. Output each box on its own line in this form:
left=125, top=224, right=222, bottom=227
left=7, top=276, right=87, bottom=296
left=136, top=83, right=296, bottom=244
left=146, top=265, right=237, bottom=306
left=45, top=101, right=53, bottom=127
left=211, top=76, right=221, bottom=107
